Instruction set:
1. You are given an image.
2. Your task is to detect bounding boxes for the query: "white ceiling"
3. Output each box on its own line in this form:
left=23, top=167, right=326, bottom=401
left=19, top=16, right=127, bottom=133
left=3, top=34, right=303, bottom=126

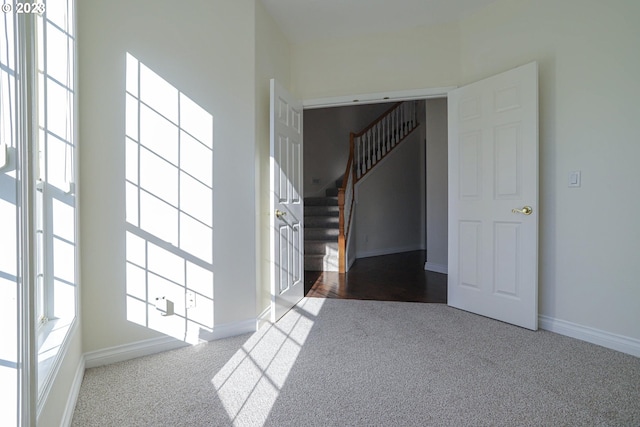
left=261, top=0, right=497, bottom=44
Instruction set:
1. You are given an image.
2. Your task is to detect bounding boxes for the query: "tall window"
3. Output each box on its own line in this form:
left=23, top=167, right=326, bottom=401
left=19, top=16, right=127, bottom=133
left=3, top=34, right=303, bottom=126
left=0, top=1, right=77, bottom=424
left=34, top=0, right=77, bottom=398
left=0, top=7, right=19, bottom=426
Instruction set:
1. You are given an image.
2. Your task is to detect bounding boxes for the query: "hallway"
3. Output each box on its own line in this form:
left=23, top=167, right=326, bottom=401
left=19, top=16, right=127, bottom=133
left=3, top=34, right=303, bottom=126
left=305, top=251, right=447, bottom=303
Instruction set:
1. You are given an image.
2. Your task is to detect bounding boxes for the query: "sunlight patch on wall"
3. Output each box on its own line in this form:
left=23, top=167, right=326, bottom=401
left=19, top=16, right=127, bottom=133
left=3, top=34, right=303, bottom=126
left=212, top=297, right=325, bottom=426
left=125, top=53, right=214, bottom=344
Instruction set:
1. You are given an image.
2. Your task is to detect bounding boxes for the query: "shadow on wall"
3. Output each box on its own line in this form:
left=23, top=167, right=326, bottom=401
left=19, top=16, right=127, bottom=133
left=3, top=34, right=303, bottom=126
left=124, top=53, right=215, bottom=344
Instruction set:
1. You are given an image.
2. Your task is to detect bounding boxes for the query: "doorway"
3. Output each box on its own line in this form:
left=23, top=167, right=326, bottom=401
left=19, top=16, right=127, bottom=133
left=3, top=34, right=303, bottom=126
left=302, top=96, right=449, bottom=303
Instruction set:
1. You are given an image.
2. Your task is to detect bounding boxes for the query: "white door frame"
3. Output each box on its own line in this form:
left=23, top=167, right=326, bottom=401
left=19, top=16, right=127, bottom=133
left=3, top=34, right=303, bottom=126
left=303, top=87, right=454, bottom=110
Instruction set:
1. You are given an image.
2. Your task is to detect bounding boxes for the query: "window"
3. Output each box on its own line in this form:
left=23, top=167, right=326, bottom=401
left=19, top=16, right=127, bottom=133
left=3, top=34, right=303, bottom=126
left=33, top=0, right=78, bottom=399
left=0, top=1, right=77, bottom=423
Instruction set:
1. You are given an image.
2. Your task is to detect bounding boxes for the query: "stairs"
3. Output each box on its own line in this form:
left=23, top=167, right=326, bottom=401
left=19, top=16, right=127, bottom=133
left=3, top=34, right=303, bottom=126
left=304, top=177, right=343, bottom=272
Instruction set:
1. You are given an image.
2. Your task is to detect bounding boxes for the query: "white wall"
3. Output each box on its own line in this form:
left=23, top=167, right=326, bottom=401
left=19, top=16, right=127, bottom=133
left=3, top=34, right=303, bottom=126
left=458, top=0, right=640, bottom=340
left=292, top=0, right=640, bottom=344
left=255, top=0, right=293, bottom=319
left=355, top=114, right=426, bottom=258
left=425, top=98, right=448, bottom=272
left=292, top=22, right=460, bottom=100
left=79, top=0, right=258, bottom=353
left=304, top=103, right=393, bottom=197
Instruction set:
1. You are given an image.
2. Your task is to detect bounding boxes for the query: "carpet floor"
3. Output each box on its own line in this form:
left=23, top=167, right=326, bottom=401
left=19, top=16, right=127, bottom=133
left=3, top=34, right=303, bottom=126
left=72, top=298, right=640, bottom=426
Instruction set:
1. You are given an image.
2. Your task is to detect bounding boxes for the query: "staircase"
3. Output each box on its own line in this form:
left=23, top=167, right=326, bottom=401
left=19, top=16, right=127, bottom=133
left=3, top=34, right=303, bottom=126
left=303, top=177, right=343, bottom=271
left=304, top=101, right=419, bottom=273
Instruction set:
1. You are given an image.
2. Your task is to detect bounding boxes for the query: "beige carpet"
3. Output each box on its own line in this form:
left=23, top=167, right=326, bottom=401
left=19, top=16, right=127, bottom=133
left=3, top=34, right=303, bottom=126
left=72, top=298, right=640, bottom=426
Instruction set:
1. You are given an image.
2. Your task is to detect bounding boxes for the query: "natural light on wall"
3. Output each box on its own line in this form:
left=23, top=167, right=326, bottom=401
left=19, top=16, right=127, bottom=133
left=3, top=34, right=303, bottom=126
left=125, top=53, right=214, bottom=344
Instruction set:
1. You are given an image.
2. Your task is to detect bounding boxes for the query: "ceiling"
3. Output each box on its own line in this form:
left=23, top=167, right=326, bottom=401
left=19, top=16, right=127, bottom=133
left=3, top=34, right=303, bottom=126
left=261, top=0, right=497, bottom=44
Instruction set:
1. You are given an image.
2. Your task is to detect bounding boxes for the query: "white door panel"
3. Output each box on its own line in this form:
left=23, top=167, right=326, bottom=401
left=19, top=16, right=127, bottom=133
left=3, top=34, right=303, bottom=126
left=448, top=62, right=538, bottom=330
left=270, top=79, right=304, bottom=322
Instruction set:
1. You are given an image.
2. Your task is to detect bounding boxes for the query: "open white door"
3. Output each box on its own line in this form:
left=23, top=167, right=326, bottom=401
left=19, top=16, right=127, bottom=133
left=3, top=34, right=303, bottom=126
left=270, top=79, right=304, bottom=322
left=448, top=62, right=538, bottom=330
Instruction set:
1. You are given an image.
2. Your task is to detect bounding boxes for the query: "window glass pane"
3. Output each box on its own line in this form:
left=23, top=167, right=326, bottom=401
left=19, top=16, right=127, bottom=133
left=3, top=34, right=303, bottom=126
left=45, top=23, right=73, bottom=90
left=53, top=238, right=75, bottom=285
left=52, top=198, right=75, bottom=243
left=46, top=79, right=73, bottom=142
left=46, top=135, right=72, bottom=191
left=45, top=0, right=72, bottom=35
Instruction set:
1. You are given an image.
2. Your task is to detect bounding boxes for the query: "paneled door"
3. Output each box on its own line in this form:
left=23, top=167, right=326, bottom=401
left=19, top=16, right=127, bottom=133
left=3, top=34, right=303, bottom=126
left=448, top=62, right=539, bottom=330
left=270, top=79, right=304, bottom=322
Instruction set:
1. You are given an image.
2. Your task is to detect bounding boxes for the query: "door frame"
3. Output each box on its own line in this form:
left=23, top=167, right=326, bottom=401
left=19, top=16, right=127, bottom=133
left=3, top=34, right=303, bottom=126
left=302, top=86, right=453, bottom=272
left=303, top=87, right=455, bottom=110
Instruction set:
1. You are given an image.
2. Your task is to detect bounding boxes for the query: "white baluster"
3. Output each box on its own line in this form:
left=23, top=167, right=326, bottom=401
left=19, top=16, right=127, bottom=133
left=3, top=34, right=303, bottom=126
left=394, top=108, right=399, bottom=146
left=391, top=108, right=395, bottom=146
left=381, top=121, right=386, bottom=156
left=403, top=103, right=407, bottom=136
left=383, top=116, right=387, bottom=152
left=366, top=130, right=371, bottom=170
left=359, top=136, right=365, bottom=177
left=376, top=123, right=381, bottom=161
left=387, top=117, right=391, bottom=152
left=411, top=101, right=416, bottom=128
left=355, top=136, right=360, bottom=179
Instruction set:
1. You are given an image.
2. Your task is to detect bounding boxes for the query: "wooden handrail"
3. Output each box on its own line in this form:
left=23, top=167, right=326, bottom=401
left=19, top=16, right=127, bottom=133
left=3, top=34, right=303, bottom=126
left=338, top=132, right=355, bottom=273
left=337, top=101, right=418, bottom=273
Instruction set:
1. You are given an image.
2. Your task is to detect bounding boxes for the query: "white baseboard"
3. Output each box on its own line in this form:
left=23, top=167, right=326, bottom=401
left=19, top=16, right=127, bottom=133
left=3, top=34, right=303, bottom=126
left=257, top=307, right=272, bottom=330
left=356, top=244, right=425, bottom=259
left=84, top=336, right=189, bottom=368
left=539, top=315, right=640, bottom=358
left=424, top=261, right=448, bottom=274
left=210, top=318, right=257, bottom=340
left=60, top=356, right=86, bottom=427
left=85, top=319, right=257, bottom=369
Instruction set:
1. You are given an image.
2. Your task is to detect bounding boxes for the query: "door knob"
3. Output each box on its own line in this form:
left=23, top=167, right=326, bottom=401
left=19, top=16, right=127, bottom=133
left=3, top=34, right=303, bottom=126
left=275, top=209, right=287, bottom=219
left=512, top=206, right=533, bottom=215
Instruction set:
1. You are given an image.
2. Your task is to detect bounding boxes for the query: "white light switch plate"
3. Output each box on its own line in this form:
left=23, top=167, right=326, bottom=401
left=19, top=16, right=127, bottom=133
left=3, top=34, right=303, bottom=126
left=568, top=170, right=581, bottom=188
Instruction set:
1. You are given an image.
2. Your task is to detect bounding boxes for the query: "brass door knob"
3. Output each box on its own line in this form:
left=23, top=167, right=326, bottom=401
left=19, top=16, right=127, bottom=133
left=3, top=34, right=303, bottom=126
left=512, top=206, right=533, bottom=215
left=275, top=209, right=287, bottom=219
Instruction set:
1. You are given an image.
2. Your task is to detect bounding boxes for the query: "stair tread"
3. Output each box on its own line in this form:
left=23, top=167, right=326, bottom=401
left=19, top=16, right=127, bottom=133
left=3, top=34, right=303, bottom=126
left=304, top=197, right=339, bottom=206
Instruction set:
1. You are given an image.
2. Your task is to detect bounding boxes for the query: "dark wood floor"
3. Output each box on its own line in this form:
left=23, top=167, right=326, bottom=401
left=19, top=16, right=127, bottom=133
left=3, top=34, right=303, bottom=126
left=304, top=250, right=447, bottom=303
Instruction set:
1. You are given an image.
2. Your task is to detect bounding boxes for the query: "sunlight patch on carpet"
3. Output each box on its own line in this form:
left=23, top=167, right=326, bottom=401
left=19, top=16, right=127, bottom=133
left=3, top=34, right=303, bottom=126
left=212, top=297, right=325, bottom=426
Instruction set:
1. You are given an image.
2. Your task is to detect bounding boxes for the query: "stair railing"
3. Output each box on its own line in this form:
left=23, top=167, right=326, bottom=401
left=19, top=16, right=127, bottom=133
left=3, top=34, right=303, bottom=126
left=337, top=141, right=355, bottom=273
left=354, top=101, right=418, bottom=181
left=337, top=101, right=420, bottom=273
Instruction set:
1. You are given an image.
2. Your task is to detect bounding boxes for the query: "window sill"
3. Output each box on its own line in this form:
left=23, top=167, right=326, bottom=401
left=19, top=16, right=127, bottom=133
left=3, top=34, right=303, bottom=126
left=37, top=316, right=74, bottom=398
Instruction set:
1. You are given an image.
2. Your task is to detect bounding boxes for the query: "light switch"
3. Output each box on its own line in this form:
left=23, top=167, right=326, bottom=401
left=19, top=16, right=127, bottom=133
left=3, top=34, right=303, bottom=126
left=568, top=171, right=581, bottom=188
